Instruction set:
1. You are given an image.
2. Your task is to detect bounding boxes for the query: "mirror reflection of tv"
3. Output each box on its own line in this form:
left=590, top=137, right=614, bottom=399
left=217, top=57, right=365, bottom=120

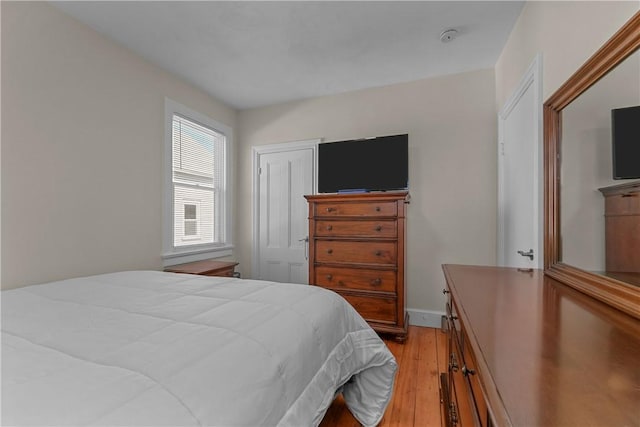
left=318, top=134, right=408, bottom=193
left=612, top=105, right=640, bottom=179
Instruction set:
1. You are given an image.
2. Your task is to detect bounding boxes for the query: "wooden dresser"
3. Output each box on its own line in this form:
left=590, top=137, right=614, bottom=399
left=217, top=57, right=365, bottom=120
left=164, top=259, right=239, bottom=277
left=305, top=192, right=409, bottom=341
left=440, top=264, right=640, bottom=427
left=598, top=180, right=640, bottom=273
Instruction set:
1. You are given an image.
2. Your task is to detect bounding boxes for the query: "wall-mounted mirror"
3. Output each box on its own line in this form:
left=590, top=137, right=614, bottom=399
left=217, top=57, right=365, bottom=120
left=544, top=11, right=640, bottom=319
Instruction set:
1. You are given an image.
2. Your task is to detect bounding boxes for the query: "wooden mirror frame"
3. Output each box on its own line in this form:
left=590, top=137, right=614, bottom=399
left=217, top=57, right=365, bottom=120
left=544, top=11, right=640, bottom=319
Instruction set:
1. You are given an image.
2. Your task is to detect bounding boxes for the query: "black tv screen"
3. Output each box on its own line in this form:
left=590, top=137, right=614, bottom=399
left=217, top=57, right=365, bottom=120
left=612, top=105, right=640, bottom=179
left=318, top=134, right=408, bottom=193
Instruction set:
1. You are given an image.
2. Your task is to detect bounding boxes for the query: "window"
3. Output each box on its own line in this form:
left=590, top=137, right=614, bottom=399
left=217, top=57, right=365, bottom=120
left=164, top=99, right=233, bottom=264
left=183, top=202, right=199, bottom=239
left=172, top=115, right=221, bottom=246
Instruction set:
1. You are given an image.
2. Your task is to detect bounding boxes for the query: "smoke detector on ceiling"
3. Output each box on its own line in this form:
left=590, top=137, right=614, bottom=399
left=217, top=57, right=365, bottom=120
left=440, top=29, right=459, bottom=43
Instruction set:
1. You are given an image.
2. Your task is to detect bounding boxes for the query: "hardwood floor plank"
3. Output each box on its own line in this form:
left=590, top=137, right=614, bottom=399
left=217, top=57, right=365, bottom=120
left=414, top=328, right=442, bottom=426
left=436, top=328, right=448, bottom=427
left=320, top=326, right=443, bottom=427
left=383, top=327, right=420, bottom=427
left=319, top=394, right=344, bottom=426
left=436, top=328, right=447, bottom=371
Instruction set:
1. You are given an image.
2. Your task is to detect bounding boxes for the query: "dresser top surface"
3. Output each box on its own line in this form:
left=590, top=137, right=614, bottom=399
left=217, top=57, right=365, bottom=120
left=597, top=179, right=640, bottom=195
left=304, top=191, right=409, bottom=202
left=443, top=264, right=640, bottom=427
left=164, top=259, right=238, bottom=275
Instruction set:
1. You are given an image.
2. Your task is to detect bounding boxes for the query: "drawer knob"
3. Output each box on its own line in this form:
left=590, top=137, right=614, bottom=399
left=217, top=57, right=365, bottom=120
left=375, top=206, right=381, bottom=212
left=326, top=225, right=333, bottom=231
left=375, top=250, right=382, bottom=256
left=326, top=207, right=335, bottom=212
left=327, top=249, right=333, bottom=254
left=462, top=366, right=476, bottom=376
left=375, top=225, right=383, bottom=231
left=326, top=274, right=333, bottom=280
left=372, top=278, right=382, bottom=286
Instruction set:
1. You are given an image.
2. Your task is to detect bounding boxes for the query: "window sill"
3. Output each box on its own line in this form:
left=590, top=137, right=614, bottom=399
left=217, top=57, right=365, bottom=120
left=162, top=245, right=234, bottom=267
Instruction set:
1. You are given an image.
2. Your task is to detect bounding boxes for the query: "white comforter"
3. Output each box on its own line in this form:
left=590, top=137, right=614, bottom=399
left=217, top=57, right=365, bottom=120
left=1, top=271, right=397, bottom=426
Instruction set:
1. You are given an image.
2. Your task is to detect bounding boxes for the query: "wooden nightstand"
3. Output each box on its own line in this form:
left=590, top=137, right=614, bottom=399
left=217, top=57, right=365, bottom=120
left=164, top=259, right=239, bottom=277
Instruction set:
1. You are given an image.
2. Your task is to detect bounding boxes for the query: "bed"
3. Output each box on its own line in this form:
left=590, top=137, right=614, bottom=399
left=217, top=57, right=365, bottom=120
left=1, top=271, right=397, bottom=426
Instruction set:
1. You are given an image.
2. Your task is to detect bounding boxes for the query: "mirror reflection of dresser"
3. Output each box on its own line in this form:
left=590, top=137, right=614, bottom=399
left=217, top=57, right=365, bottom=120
left=598, top=180, right=640, bottom=285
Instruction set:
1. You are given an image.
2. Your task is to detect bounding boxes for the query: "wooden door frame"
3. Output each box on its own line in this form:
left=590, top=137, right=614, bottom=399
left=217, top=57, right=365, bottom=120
left=251, top=139, right=320, bottom=279
left=497, top=54, right=543, bottom=268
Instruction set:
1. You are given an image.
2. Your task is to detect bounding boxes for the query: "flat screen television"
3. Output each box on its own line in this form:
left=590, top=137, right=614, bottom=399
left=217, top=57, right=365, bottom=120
left=612, top=105, right=640, bottom=179
left=318, top=134, right=408, bottom=193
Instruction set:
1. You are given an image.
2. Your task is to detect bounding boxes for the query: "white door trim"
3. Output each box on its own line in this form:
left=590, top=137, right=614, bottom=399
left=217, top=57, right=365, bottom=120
left=498, top=54, right=543, bottom=268
left=252, top=139, right=320, bottom=279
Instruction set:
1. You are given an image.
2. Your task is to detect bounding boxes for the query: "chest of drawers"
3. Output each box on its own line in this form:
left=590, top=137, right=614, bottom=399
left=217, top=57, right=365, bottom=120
left=305, top=192, right=409, bottom=341
left=598, top=180, right=640, bottom=273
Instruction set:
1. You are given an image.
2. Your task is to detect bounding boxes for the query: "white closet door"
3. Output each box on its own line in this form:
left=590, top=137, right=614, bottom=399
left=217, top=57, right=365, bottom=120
left=257, top=148, right=314, bottom=283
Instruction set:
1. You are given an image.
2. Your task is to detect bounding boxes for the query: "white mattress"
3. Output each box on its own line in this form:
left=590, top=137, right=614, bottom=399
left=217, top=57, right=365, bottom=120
left=1, top=271, right=397, bottom=426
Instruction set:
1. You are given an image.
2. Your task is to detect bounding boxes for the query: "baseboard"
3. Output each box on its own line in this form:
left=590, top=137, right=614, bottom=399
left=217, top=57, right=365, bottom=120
left=407, top=308, right=445, bottom=329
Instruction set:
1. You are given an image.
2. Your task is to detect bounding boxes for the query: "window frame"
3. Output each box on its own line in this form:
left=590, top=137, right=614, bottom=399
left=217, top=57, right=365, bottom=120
left=163, top=98, right=233, bottom=266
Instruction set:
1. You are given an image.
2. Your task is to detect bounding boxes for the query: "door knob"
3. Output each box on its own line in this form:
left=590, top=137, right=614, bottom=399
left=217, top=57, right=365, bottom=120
left=517, top=249, right=534, bottom=260
left=298, top=236, right=309, bottom=260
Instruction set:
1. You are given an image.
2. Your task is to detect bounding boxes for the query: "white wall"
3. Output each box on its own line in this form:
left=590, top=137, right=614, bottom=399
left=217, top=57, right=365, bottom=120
left=1, top=2, right=237, bottom=289
left=495, top=1, right=638, bottom=108
left=238, top=69, right=498, bottom=314
left=495, top=1, right=639, bottom=270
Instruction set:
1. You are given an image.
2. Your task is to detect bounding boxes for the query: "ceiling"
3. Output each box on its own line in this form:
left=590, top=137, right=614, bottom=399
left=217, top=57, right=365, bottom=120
left=52, top=1, right=525, bottom=110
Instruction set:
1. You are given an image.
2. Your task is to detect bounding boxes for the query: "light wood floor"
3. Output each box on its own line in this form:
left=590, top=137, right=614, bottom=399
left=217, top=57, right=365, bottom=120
left=320, top=326, right=447, bottom=427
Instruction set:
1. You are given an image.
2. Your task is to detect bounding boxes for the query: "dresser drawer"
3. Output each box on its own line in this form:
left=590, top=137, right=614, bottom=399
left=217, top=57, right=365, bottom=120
left=315, top=220, right=397, bottom=238
left=462, top=329, right=489, bottom=426
left=315, top=266, right=396, bottom=293
left=338, top=292, right=397, bottom=324
left=604, top=192, right=640, bottom=215
left=605, top=216, right=640, bottom=271
left=450, top=351, right=481, bottom=427
left=315, top=201, right=397, bottom=217
left=315, top=240, right=396, bottom=264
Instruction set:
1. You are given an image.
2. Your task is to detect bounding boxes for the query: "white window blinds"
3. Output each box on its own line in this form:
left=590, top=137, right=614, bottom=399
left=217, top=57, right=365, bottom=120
left=172, top=115, right=225, bottom=247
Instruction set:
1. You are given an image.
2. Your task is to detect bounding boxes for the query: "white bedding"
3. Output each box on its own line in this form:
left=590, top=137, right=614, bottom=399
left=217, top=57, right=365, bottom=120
left=1, top=271, right=397, bottom=426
